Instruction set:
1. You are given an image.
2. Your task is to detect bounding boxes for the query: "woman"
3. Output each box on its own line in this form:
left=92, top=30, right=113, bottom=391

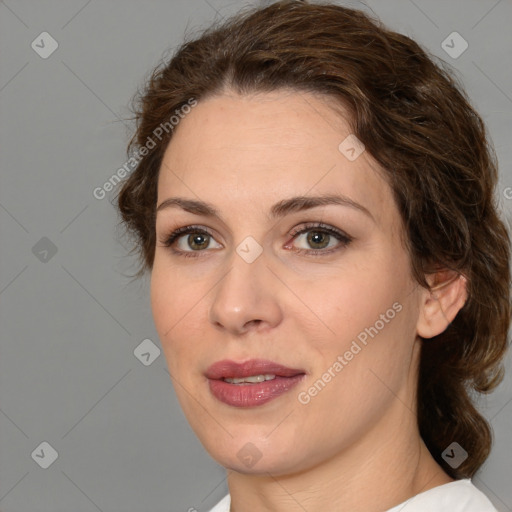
left=114, top=1, right=510, bottom=510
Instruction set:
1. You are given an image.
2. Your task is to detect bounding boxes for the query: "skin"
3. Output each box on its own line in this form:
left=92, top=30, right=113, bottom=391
left=150, top=89, right=468, bottom=512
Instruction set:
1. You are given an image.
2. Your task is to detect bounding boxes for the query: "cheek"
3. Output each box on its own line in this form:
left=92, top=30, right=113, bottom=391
left=297, top=307, right=414, bottom=438
left=150, top=267, right=173, bottom=336
left=309, top=266, right=399, bottom=341
left=302, top=253, right=412, bottom=386
left=151, top=262, right=198, bottom=327
left=150, top=267, right=196, bottom=365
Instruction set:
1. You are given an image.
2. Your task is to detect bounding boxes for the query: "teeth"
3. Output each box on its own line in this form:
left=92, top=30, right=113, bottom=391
left=224, top=374, right=276, bottom=384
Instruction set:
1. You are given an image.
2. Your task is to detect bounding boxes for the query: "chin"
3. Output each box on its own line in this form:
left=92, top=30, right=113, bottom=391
left=199, top=430, right=309, bottom=476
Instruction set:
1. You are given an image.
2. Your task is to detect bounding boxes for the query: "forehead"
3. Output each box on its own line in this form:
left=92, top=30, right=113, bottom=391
left=157, top=90, right=393, bottom=224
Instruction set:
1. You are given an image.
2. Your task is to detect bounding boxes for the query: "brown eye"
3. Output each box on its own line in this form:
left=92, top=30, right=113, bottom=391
left=160, top=225, right=222, bottom=257
left=288, top=223, right=353, bottom=255
left=305, top=231, right=331, bottom=249
left=186, top=233, right=210, bottom=251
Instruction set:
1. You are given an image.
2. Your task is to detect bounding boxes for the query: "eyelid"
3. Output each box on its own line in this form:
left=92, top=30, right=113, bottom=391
left=288, top=222, right=351, bottom=241
left=285, top=222, right=353, bottom=252
left=158, top=221, right=353, bottom=257
left=158, top=224, right=220, bottom=248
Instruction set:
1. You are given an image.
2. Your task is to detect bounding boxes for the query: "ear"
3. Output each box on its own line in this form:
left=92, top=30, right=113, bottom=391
left=416, top=269, right=468, bottom=339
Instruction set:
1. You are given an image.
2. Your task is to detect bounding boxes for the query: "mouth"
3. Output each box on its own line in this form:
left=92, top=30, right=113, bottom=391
left=205, top=359, right=306, bottom=407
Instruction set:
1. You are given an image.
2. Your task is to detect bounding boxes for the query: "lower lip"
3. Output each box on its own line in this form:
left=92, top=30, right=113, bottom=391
left=208, top=375, right=305, bottom=407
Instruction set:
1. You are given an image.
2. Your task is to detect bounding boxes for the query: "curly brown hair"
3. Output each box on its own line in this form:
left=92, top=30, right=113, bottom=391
left=113, top=0, right=511, bottom=478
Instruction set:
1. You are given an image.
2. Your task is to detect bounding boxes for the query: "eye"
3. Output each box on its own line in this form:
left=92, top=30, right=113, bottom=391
left=158, top=222, right=353, bottom=258
left=158, top=225, right=222, bottom=258
left=286, top=222, right=353, bottom=256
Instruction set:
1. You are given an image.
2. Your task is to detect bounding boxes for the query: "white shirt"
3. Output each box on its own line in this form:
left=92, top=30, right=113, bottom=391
left=207, top=478, right=497, bottom=511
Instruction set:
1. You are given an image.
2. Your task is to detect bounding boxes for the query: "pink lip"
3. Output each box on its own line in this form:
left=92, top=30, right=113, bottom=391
left=205, top=359, right=305, bottom=379
left=205, top=359, right=306, bottom=408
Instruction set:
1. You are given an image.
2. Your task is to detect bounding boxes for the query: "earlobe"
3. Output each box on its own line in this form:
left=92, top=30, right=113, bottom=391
left=416, top=270, right=468, bottom=339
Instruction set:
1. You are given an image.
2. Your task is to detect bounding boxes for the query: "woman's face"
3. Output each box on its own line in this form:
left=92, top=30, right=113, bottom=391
left=151, top=89, right=424, bottom=475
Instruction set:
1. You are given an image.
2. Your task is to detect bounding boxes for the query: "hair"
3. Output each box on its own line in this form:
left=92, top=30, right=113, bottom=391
left=114, top=0, right=511, bottom=478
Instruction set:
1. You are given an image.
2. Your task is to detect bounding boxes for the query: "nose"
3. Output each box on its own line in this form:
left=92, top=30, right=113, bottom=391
left=208, top=246, right=283, bottom=336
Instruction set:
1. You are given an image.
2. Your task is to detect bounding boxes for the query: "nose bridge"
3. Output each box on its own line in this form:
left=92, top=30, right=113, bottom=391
left=208, top=239, right=282, bottom=333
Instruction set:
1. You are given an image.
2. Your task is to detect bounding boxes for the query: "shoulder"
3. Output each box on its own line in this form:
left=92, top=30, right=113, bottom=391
left=386, top=479, right=498, bottom=512
left=207, top=494, right=231, bottom=512
left=207, top=480, right=498, bottom=512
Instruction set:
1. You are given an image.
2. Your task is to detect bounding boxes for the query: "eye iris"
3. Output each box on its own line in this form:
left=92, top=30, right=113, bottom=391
left=307, top=231, right=329, bottom=249
left=188, top=233, right=209, bottom=250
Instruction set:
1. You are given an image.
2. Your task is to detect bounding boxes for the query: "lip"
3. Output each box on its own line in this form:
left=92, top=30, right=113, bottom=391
left=205, top=358, right=305, bottom=380
left=205, top=359, right=306, bottom=408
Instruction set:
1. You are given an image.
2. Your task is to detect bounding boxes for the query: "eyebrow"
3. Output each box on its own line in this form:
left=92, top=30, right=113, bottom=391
left=156, top=194, right=374, bottom=222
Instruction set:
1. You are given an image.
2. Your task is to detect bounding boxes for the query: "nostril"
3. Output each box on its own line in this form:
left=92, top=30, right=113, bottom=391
left=245, top=319, right=262, bottom=328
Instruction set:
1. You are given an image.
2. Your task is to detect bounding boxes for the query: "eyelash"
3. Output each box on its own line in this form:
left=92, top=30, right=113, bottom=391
left=158, top=222, right=353, bottom=259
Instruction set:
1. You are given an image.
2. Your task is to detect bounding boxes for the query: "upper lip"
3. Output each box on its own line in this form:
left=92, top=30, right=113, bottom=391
left=205, top=359, right=306, bottom=380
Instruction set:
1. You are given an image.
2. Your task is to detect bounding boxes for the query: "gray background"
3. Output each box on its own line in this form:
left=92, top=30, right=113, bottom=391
left=1, top=0, right=511, bottom=511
